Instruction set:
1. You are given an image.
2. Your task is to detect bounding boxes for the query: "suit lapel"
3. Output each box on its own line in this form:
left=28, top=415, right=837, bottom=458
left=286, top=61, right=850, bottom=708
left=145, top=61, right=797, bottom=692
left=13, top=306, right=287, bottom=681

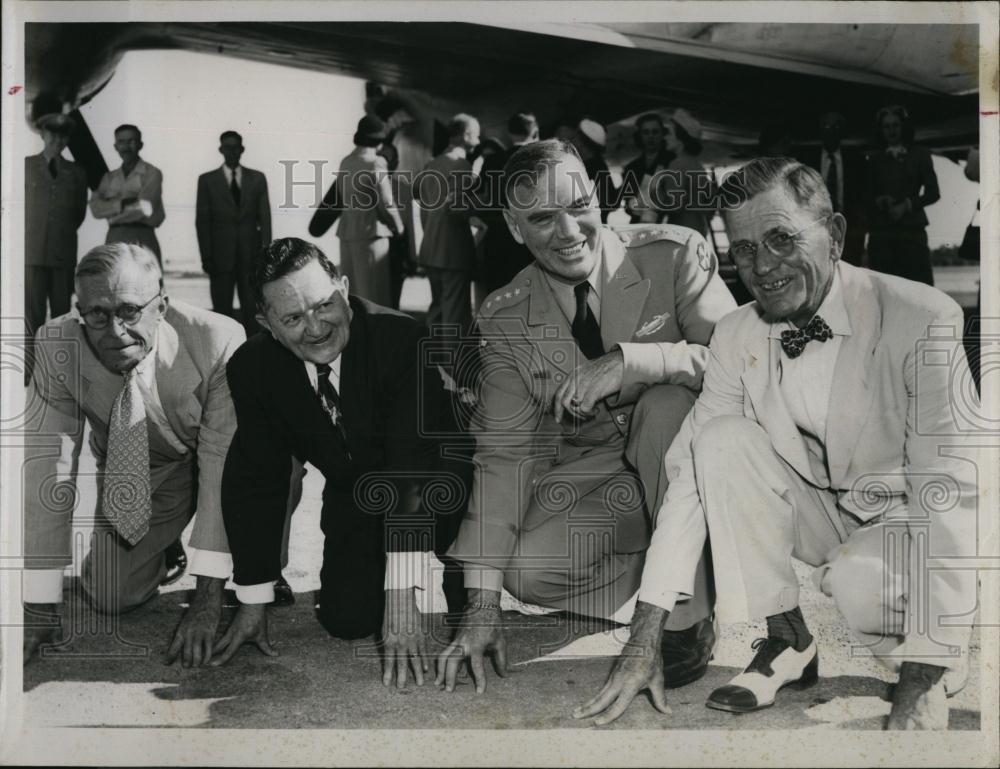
left=740, top=319, right=817, bottom=483
left=600, top=232, right=650, bottom=350
left=154, top=315, right=202, bottom=435
left=79, top=327, right=123, bottom=428
left=825, top=264, right=880, bottom=487
left=214, top=168, right=238, bottom=211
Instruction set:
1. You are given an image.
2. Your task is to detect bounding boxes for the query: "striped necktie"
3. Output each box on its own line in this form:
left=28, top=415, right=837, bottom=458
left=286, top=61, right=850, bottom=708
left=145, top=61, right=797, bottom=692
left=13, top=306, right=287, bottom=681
left=103, top=369, right=153, bottom=545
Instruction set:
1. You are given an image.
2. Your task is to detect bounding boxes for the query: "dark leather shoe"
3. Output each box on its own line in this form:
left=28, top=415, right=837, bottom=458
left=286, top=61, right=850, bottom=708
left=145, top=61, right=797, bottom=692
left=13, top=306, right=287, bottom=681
left=661, top=615, right=717, bottom=688
left=706, top=636, right=818, bottom=713
left=161, top=540, right=187, bottom=586
left=269, top=574, right=295, bottom=607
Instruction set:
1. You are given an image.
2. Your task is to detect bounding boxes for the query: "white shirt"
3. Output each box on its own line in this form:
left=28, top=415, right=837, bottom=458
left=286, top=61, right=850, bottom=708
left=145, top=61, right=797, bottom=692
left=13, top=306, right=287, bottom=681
left=234, top=356, right=432, bottom=604
left=221, top=164, right=242, bottom=188
left=770, top=269, right=849, bottom=486
left=820, top=149, right=844, bottom=211
left=637, top=269, right=849, bottom=614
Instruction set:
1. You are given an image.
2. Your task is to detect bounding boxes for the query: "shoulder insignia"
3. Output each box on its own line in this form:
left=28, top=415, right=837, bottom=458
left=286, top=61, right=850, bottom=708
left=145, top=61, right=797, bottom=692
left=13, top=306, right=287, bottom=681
left=480, top=276, right=531, bottom=317
left=617, top=224, right=694, bottom=248
left=696, top=239, right=712, bottom=272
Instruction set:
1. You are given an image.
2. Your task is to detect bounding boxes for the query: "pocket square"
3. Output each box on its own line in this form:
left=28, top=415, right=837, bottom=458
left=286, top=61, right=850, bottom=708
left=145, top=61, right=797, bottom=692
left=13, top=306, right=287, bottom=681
left=636, top=313, right=669, bottom=337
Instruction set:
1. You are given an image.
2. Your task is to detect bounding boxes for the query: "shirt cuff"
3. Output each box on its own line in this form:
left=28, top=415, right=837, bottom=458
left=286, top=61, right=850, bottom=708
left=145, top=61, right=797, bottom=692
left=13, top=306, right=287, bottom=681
left=235, top=582, right=275, bottom=604
left=384, top=551, right=432, bottom=591
left=463, top=565, right=504, bottom=593
left=24, top=569, right=65, bottom=604
left=618, top=341, right=667, bottom=387
left=187, top=548, right=233, bottom=581
left=636, top=588, right=681, bottom=614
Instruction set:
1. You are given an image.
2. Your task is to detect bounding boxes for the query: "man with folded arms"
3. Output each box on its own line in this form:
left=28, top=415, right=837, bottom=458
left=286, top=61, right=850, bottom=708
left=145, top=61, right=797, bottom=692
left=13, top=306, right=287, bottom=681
left=577, top=158, right=978, bottom=730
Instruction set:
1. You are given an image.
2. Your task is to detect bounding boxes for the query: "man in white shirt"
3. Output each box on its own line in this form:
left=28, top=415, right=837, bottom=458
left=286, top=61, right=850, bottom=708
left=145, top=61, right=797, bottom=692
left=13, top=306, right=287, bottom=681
left=196, top=130, right=272, bottom=334
left=576, top=158, right=979, bottom=730
left=22, top=243, right=245, bottom=667
left=90, top=125, right=166, bottom=262
left=213, top=238, right=470, bottom=687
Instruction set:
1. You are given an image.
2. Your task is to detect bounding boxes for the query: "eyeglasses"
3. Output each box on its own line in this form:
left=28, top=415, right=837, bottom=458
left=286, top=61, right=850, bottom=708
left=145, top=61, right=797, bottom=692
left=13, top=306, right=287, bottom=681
left=728, top=216, right=830, bottom=266
left=77, top=293, right=162, bottom=330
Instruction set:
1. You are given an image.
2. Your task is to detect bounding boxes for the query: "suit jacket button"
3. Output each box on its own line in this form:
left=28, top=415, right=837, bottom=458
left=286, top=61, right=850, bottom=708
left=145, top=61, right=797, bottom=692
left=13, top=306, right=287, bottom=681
left=615, top=413, right=629, bottom=426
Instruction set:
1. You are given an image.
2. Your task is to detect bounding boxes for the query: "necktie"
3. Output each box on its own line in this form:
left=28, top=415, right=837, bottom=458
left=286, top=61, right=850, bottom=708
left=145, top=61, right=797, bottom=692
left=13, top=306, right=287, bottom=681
left=315, top=363, right=352, bottom=460
left=825, top=153, right=840, bottom=212
left=572, top=282, right=605, bottom=360
left=102, top=369, right=152, bottom=546
left=48, top=158, right=58, bottom=179
left=230, top=172, right=241, bottom=205
left=780, top=315, right=833, bottom=359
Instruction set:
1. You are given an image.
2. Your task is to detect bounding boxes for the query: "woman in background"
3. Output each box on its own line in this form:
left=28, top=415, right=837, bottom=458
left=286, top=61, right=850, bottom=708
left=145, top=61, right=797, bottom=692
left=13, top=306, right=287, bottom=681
left=865, top=105, right=940, bottom=285
left=658, top=109, right=715, bottom=238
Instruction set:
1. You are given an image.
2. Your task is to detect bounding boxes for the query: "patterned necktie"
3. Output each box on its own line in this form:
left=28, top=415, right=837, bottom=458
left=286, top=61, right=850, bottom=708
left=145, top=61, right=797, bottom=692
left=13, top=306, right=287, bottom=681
left=572, top=282, right=605, bottom=360
left=48, top=157, right=58, bottom=180
left=315, top=363, right=352, bottom=460
left=102, top=369, right=152, bottom=545
left=780, top=315, right=834, bottom=359
left=825, top=153, right=840, bottom=212
left=230, top=172, right=241, bottom=205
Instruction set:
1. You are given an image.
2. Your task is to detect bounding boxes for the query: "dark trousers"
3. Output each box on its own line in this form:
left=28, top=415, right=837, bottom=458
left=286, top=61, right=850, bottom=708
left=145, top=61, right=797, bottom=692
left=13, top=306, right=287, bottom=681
left=25, top=265, right=74, bottom=384
left=209, top=265, right=258, bottom=335
left=316, top=468, right=472, bottom=640
left=25, top=265, right=74, bottom=338
left=426, top=267, right=472, bottom=334
left=867, top=228, right=934, bottom=286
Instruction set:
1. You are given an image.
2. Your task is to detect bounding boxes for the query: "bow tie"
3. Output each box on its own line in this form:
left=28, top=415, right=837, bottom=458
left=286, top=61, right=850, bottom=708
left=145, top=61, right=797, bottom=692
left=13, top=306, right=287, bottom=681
left=780, top=315, right=833, bottom=359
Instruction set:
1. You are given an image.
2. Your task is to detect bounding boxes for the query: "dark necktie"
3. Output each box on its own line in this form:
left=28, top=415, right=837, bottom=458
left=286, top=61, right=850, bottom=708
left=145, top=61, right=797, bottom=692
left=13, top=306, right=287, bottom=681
left=825, top=153, right=840, bottom=212
left=230, top=172, right=241, bottom=205
left=780, top=315, right=833, bottom=359
left=48, top=158, right=58, bottom=180
left=572, top=282, right=605, bottom=360
left=315, top=363, right=351, bottom=460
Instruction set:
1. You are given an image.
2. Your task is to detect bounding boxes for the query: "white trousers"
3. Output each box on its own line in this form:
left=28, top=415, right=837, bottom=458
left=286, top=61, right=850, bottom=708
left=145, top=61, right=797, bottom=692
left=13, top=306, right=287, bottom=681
left=694, top=416, right=971, bottom=672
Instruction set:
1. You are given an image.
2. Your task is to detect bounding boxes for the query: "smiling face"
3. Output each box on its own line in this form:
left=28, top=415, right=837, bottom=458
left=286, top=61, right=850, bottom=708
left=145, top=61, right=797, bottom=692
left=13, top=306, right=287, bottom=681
left=503, top=155, right=602, bottom=283
left=257, top=258, right=352, bottom=365
left=726, top=184, right=844, bottom=327
left=77, top=260, right=166, bottom=373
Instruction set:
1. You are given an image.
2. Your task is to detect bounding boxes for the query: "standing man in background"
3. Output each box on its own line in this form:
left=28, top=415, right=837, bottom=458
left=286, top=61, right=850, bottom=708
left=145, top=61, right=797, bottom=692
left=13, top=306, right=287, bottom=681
left=24, top=113, right=88, bottom=382
left=800, top=112, right=867, bottom=266
left=477, top=111, right=539, bottom=293
left=416, top=113, right=481, bottom=338
left=90, top=124, right=166, bottom=263
left=196, top=130, right=273, bottom=334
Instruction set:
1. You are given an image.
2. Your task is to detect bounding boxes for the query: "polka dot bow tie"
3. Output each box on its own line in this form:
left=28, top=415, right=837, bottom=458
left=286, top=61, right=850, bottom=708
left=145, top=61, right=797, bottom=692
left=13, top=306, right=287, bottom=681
left=780, top=315, right=833, bottom=359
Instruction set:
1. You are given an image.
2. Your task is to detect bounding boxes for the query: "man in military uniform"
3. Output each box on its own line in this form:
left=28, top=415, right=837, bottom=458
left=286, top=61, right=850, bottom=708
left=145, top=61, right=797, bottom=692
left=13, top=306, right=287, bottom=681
left=436, top=139, right=736, bottom=694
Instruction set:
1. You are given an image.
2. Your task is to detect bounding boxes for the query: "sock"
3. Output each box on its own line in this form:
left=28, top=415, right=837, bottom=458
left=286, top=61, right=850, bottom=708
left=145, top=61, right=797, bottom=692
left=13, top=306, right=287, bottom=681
left=766, top=606, right=813, bottom=652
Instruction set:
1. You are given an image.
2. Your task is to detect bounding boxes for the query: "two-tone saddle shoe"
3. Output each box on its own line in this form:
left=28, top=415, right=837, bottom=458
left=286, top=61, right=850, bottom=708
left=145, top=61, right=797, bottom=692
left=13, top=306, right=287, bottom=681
left=706, top=636, right=818, bottom=713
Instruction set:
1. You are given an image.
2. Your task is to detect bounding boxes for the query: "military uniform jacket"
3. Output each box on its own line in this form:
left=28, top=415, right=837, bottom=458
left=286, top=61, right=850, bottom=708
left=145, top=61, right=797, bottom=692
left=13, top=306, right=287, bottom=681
left=449, top=224, right=737, bottom=573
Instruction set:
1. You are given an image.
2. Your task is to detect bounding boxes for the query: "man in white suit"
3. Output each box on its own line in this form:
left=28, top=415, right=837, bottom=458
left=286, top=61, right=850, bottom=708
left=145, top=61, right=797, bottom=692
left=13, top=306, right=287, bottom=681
left=577, top=158, right=979, bottom=730
left=22, top=243, right=246, bottom=668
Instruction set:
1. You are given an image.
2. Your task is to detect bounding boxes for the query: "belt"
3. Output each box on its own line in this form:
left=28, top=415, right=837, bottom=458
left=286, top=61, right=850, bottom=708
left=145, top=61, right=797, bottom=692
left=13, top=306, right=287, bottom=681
left=109, top=223, right=154, bottom=229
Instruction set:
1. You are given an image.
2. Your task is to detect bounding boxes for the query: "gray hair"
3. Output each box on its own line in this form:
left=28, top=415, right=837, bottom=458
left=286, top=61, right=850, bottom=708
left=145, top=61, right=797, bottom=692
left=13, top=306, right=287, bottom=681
left=718, top=157, right=833, bottom=219
left=75, top=243, right=164, bottom=289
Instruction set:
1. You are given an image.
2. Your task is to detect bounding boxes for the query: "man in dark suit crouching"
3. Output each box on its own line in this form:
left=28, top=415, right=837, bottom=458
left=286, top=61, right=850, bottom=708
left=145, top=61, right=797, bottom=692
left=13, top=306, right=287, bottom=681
left=213, top=237, right=469, bottom=687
